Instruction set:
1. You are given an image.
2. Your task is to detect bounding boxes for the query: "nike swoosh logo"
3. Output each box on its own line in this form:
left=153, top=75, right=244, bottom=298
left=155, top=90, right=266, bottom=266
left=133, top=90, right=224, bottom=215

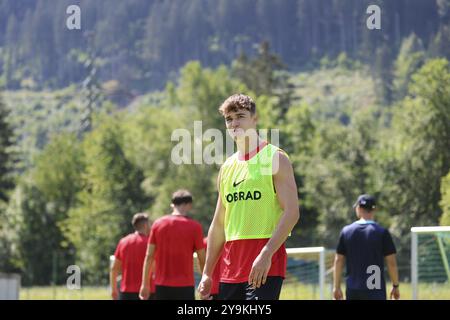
left=233, top=179, right=245, bottom=187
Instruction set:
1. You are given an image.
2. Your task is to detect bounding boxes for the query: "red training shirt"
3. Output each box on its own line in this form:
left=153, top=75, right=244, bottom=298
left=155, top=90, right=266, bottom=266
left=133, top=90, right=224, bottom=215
left=114, top=232, right=154, bottom=293
left=220, top=239, right=286, bottom=283
left=149, top=214, right=205, bottom=287
left=220, top=139, right=287, bottom=283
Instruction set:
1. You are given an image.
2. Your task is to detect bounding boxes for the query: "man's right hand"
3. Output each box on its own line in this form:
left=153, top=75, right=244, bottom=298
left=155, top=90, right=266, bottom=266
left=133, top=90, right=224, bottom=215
left=139, top=285, right=150, bottom=300
left=111, top=290, right=119, bottom=300
left=333, top=287, right=343, bottom=300
left=390, top=286, right=400, bottom=300
left=197, top=274, right=213, bottom=300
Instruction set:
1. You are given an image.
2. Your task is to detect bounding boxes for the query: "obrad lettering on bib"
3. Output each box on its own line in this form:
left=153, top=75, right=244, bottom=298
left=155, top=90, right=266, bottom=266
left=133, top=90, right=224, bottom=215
left=219, top=143, right=289, bottom=241
left=225, top=190, right=262, bottom=203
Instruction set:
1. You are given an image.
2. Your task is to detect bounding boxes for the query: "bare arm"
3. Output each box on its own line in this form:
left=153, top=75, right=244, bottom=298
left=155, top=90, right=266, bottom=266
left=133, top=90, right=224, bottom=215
left=249, top=152, right=300, bottom=288
left=139, top=244, right=155, bottom=300
left=109, top=258, right=122, bottom=300
left=264, top=152, right=300, bottom=256
left=385, top=254, right=400, bottom=299
left=196, top=248, right=206, bottom=274
left=385, top=254, right=399, bottom=285
left=204, top=171, right=226, bottom=278
left=204, top=196, right=226, bottom=277
left=198, top=173, right=226, bottom=299
left=333, top=254, right=345, bottom=300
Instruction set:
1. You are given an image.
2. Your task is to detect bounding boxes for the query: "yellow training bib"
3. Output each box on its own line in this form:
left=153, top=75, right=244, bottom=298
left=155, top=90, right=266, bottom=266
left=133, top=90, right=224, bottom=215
left=219, top=143, right=286, bottom=241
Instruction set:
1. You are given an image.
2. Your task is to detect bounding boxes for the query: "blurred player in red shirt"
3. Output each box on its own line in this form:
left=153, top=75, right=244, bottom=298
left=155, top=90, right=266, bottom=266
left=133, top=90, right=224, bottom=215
left=140, top=189, right=206, bottom=300
left=110, top=213, right=154, bottom=300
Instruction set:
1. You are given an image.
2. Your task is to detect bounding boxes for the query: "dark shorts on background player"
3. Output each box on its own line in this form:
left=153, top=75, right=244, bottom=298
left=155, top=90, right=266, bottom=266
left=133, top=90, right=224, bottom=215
left=346, top=289, right=386, bottom=300
left=119, top=292, right=140, bottom=300
left=155, top=285, right=195, bottom=300
left=219, top=276, right=283, bottom=300
left=119, top=292, right=154, bottom=300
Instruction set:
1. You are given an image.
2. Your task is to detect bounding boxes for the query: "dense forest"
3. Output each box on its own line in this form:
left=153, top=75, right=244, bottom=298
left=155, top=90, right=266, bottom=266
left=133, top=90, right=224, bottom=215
left=1, top=0, right=450, bottom=92
left=0, top=1, right=449, bottom=286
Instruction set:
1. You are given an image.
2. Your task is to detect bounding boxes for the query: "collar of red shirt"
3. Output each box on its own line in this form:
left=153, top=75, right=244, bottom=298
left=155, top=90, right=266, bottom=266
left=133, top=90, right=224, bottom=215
left=238, top=140, right=269, bottom=161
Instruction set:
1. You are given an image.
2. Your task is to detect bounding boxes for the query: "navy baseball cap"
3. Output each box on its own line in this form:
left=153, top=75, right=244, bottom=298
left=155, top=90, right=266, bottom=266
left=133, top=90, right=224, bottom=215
left=353, top=194, right=376, bottom=210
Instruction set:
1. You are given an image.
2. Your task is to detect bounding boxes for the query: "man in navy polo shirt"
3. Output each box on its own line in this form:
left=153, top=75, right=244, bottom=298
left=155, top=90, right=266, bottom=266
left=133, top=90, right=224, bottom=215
left=333, top=194, right=400, bottom=300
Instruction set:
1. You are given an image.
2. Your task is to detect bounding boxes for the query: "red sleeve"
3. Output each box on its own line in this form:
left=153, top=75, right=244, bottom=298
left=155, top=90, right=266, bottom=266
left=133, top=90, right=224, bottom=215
left=149, top=223, right=158, bottom=245
left=194, top=222, right=206, bottom=251
left=114, top=240, right=123, bottom=261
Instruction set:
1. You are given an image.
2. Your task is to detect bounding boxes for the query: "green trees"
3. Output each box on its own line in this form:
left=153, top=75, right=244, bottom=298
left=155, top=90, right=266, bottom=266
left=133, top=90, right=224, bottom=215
left=1, top=46, right=449, bottom=285
left=2, top=134, right=84, bottom=284
left=440, top=172, right=450, bottom=226
left=32, top=134, right=84, bottom=210
left=384, top=59, right=450, bottom=224
left=129, top=61, right=248, bottom=226
left=299, top=106, right=382, bottom=246
left=0, top=92, right=16, bottom=272
left=232, top=42, right=293, bottom=119
left=282, top=102, right=316, bottom=245
left=376, top=59, right=450, bottom=266
left=62, top=115, right=148, bottom=284
left=0, top=94, right=14, bottom=201
left=393, top=34, right=425, bottom=101
left=1, top=1, right=448, bottom=92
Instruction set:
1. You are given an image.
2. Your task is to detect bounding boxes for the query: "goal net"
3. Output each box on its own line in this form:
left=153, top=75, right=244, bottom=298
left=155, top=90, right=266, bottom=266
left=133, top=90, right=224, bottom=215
left=411, top=226, right=450, bottom=300
left=193, top=246, right=335, bottom=300
left=282, top=247, right=335, bottom=300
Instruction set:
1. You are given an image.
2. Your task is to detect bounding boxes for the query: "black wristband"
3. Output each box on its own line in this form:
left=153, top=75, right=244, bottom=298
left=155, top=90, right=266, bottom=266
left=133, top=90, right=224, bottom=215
left=393, top=284, right=399, bottom=288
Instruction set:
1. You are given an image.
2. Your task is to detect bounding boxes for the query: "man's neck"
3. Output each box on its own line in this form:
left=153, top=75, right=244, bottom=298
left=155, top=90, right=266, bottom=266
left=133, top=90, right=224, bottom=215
left=359, top=215, right=375, bottom=222
left=172, top=208, right=187, bottom=216
left=236, top=135, right=261, bottom=156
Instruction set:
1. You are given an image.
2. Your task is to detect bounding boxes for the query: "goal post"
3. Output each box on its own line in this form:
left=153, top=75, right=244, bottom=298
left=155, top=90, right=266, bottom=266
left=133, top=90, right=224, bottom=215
left=194, top=246, right=333, bottom=299
left=411, top=226, right=450, bottom=300
left=119, top=246, right=334, bottom=300
left=0, top=273, right=21, bottom=300
left=285, top=247, right=327, bottom=300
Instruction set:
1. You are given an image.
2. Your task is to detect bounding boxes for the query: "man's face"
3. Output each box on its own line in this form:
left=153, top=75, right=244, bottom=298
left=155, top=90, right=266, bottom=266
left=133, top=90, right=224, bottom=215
left=223, top=109, right=257, bottom=140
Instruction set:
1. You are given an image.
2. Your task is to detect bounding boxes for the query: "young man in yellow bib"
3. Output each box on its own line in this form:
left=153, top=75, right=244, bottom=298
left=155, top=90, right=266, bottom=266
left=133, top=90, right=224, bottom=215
left=198, top=94, right=300, bottom=300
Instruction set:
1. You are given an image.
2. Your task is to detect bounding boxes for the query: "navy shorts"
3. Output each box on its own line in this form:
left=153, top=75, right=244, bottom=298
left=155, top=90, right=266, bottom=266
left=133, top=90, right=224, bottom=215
left=346, top=289, right=386, bottom=300
left=219, top=276, right=283, bottom=300
left=155, top=285, right=195, bottom=300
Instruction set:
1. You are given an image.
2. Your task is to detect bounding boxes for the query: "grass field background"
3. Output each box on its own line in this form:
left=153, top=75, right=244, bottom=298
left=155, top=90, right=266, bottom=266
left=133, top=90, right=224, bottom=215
left=19, top=282, right=450, bottom=300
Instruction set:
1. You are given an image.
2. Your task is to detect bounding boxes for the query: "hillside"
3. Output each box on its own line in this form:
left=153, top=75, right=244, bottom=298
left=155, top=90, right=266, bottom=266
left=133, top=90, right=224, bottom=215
left=3, top=65, right=378, bottom=169
left=1, top=0, right=448, bottom=91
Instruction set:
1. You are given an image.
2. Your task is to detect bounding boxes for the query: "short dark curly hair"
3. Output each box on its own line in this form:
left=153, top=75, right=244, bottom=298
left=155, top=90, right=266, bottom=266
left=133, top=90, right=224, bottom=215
left=218, top=94, right=256, bottom=115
